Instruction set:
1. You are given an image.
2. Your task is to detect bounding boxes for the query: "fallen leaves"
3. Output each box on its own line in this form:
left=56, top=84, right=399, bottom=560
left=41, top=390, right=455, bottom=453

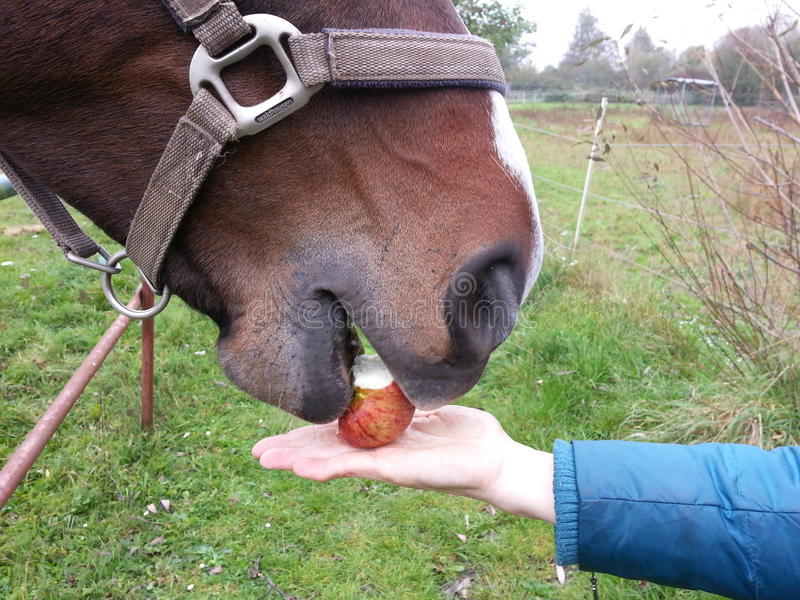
left=143, top=499, right=171, bottom=517
left=442, top=568, right=476, bottom=598
left=128, top=575, right=178, bottom=593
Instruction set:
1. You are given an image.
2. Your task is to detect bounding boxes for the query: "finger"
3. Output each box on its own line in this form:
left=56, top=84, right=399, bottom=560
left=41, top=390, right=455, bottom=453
left=292, top=450, right=385, bottom=482
left=258, top=440, right=356, bottom=470
left=252, top=422, right=338, bottom=457
left=258, top=447, right=297, bottom=470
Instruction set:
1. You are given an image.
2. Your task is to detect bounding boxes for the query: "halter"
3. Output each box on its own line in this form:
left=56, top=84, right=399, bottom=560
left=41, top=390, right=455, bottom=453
left=0, top=0, right=506, bottom=319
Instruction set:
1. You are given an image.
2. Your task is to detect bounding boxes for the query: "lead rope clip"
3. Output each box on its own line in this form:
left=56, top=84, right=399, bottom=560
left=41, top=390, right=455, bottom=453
left=556, top=564, right=566, bottom=585
left=591, top=572, right=599, bottom=599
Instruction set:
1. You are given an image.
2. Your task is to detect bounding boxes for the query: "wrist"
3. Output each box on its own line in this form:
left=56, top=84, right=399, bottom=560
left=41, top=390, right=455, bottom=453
left=482, top=439, right=555, bottom=522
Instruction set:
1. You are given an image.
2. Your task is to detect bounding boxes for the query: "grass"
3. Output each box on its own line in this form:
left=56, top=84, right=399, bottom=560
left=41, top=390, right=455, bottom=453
left=1, top=102, right=797, bottom=599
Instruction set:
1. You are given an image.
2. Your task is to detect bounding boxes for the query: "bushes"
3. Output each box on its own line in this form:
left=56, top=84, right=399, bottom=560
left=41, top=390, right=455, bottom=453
left=619, top=15, right=800, bottom=405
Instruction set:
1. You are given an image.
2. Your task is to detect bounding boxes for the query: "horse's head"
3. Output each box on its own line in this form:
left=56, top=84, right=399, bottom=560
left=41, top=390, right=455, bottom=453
left=0, top=0, right=542, bottom=422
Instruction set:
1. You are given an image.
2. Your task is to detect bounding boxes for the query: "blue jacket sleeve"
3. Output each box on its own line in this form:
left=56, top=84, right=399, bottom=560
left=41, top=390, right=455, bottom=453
left=552, top=439, right=800, bottom=600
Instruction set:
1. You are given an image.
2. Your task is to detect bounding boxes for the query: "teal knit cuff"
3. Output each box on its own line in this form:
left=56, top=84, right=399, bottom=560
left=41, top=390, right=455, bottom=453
left=553, top=439, right=579, bottom=565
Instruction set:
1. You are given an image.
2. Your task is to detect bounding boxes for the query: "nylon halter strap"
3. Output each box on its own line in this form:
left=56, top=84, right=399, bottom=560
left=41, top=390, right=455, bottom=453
left=2, top=0, right=506, bottom=319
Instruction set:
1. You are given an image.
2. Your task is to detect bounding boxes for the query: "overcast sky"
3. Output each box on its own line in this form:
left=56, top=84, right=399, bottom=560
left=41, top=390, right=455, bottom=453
left=513, top=0, right=790, bottom=69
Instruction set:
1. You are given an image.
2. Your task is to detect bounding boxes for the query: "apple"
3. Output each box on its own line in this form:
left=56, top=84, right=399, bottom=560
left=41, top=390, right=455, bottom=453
left=337, top=354, right=415, bottom=449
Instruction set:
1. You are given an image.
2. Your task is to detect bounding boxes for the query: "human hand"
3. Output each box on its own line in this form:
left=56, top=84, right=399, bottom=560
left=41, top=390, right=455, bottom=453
left=252, top=405, right=555, bottom=523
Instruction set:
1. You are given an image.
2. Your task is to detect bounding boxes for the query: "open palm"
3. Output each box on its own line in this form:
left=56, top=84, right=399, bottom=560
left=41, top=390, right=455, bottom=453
left=252, top=405, right=555, bottom=522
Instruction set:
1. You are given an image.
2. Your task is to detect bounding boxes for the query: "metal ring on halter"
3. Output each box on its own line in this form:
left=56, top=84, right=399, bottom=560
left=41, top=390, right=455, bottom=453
left=66, top=246, right=123, bottom=275
left=101, top=250, right=171, bottom=319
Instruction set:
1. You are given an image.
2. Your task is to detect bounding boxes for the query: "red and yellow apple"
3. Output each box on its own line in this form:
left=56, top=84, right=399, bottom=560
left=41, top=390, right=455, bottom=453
left=337, top=354, right=415, bottom=449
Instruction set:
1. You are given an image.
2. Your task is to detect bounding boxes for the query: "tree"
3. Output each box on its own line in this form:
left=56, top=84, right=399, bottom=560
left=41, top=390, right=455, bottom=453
left=452, top=0, right=536, bottom=68
left=560, top=9, right=616, bottom=66
left=505, top=61, right=539, bottom=90
left=674, top=45, right=712, bottom=80
left=559, top=9, right=624, bottom=90
left=712, top=26, right=770, bottom=105
left=713, top=27, right=765, bottom=105
left=625, top=28, right=673, bottom=88
left=536, top=65, right=574, bottom=91
left=710, top=16, right=800, bottom=106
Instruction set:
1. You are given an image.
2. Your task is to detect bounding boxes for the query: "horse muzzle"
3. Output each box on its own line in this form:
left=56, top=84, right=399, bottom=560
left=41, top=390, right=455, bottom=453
left=214, top=242, right=526, bottom=423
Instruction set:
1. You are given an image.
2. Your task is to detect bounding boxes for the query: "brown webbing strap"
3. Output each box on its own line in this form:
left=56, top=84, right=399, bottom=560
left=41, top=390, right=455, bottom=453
left=164, top=0, right=250, bottom=56
left=125, top=89, right=237, bottom=290
left=1, top=3, right=507, bottom=309
left=0, top=151, right=99, bottom=258
left=288, top=30, right=506, bottom=89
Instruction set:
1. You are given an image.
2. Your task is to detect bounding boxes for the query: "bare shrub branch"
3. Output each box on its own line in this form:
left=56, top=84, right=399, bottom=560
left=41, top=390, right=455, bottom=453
left=616, top=12, right=800, bottom=403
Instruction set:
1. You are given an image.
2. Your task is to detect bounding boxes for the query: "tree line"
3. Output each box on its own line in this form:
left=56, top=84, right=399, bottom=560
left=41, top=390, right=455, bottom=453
left=455, top=1, right=800, bottom=106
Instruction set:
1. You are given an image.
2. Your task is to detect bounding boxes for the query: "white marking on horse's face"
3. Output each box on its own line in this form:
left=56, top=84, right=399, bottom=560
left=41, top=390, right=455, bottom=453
left=489, top=90, right=543, bottom=300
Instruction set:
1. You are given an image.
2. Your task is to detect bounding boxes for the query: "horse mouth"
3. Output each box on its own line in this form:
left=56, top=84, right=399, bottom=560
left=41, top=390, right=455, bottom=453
left=295, top=322, right=476, bottom=424
left=300, top=315, right=488, bottom=423
left=218, top=305, right=470, bottom=425
left=218, top=271, right=511, bottom=424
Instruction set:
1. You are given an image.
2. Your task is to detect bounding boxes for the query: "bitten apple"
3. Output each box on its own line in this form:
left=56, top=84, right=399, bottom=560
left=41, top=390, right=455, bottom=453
left=337, top=354, right=415, bottom=449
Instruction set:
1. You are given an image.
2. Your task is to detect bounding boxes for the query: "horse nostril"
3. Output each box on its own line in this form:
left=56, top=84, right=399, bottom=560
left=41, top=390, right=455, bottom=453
left=445, top=251, right=524, bottom=358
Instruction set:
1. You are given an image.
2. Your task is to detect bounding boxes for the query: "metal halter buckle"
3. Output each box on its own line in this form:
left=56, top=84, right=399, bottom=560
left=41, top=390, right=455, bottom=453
left=101, top=250, right=171, bottom=320
left=189, top=13, right=322, bottom=138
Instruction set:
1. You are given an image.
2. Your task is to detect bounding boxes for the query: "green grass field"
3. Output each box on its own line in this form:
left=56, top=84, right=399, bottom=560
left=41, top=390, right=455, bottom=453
left=1, top=102, right=797, bottom=599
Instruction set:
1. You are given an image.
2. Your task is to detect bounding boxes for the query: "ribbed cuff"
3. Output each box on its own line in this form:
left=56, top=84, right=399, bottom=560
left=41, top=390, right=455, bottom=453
left=553, top=439, right=579, bottom=565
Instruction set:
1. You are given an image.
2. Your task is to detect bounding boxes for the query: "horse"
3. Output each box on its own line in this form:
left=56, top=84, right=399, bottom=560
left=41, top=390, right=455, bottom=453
left=0, top=0, right=542, bottom=423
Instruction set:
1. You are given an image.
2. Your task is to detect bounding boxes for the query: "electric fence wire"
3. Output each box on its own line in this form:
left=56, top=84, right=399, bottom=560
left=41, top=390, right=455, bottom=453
left=532, top=174, right=737, bottom=233
left=511, top=119, right=776, bottom=288
left=537, top=216, right=689, bottom=289
left=512, top=121, right=792, bottom=148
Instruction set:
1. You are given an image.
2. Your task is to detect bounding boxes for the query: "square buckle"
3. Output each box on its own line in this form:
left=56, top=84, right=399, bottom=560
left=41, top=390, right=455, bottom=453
left=189, top=14, right=322, bottom=138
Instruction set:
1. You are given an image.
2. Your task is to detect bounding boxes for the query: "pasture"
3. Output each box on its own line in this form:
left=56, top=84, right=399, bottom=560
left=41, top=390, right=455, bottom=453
left=1, top=101, right=797, bottom=599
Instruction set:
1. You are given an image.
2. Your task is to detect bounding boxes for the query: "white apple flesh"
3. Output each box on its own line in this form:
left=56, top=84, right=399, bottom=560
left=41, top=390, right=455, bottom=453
left=337, top=355, right=416, bottom=449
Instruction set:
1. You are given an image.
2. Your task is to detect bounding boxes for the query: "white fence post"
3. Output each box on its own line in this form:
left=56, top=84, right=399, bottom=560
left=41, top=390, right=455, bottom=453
left=572, top=97, right=608, bottom=253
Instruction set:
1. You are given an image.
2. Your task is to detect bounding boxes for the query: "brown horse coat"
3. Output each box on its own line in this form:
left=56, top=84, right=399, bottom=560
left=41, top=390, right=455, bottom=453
left=0, top=0, right=542, bottom=422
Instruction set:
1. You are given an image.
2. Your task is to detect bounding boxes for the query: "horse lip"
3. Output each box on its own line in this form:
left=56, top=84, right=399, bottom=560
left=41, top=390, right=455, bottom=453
left=380, top=355, right=488, bottom=411
left=346, top=348, right=453, bottom=414
left=294, top=323, right=362, bottom=423
left=403, top=394, right=451, bottom=411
